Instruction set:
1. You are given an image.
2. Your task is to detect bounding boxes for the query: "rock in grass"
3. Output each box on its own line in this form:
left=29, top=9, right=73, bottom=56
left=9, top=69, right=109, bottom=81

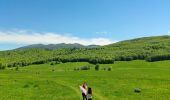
left=134, top=88, right=141, bottom=93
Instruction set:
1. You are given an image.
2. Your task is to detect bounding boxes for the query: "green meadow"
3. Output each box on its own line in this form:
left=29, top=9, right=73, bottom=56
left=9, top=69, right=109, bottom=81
left=0, top=60, right=170, bottom=100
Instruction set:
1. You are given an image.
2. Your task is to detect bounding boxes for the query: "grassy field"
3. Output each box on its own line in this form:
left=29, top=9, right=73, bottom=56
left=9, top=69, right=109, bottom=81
left=0, top=60, right=170, bottom=100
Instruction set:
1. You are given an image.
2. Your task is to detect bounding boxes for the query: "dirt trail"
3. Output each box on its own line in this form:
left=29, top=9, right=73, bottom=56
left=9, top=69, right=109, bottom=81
left=54, top=80, right=105, bottom=100
left=54, top=80, right=82, bottom=99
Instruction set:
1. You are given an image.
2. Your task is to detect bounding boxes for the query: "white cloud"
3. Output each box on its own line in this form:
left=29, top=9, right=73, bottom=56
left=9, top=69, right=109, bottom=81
left=0, top=30, right=116, bottom=45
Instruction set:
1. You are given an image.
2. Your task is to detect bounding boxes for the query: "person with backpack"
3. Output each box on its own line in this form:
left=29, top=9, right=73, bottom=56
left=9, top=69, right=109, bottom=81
left=87, top=87, right=92, bottom=100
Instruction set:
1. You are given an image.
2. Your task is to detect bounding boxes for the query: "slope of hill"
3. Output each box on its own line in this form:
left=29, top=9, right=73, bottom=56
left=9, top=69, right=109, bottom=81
left=16, top=43, right=100, bottom=50
left=103, top=35, right=170, bottom=61
left=1, top=35, right=170, bottom=68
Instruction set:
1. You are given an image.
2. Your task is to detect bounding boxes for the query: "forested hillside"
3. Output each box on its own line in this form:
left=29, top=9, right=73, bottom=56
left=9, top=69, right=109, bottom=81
left=1, top=35, right=170, bottom=68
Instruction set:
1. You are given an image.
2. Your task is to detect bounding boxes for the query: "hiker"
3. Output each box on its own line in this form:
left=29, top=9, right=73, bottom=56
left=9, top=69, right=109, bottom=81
left=87, top=87, right=92, bottom=100
left=80, top=82, right=87, bottom=100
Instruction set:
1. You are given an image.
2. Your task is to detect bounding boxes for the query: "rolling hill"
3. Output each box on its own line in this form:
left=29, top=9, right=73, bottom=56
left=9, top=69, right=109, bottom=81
left=1, top=35, right=170, bottom=68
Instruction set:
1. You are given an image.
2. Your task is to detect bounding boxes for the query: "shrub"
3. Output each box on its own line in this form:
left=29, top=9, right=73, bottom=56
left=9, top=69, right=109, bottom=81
left=108, top=67, right=112, bottom=71
left=95, top=64, right=100, bottom=71
left=7, top=64, right=12, bottom=68
left=36, top=72, right=40, bottom=74
left=80, top=66, right=90, bottom=70
left=0, top=63, right=5, bottom=70
left=76, top=68, right=79, bottom=71
left=33, top=84, right=39, bottom=88
left=50, top=63, right=54, bottom=65
left=55, top=61, right=61, bottom=64
left=134, top=88, right=141, bottom=93
left=2, top=66, right=5, bottom=70
left=50, top=62, right=55, bottom=65
left=50, top=61, right=61, bottom=65
left=0, top=65, right=5, bottom=70
left=32, top=60, right=46, bottom=64
left=15, top=66, right=19, bottom=71
left=74, top=68, right=79, bottom=71
left=23, top=84, right=29, bottom=88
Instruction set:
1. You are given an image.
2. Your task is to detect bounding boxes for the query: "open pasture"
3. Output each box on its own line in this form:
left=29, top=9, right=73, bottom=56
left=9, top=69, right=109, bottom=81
left=0, top=60, right=170, bottom=100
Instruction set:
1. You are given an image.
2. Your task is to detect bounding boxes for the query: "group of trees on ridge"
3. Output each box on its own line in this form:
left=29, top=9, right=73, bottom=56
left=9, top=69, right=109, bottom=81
left=0, top=35, right=170, bottom=68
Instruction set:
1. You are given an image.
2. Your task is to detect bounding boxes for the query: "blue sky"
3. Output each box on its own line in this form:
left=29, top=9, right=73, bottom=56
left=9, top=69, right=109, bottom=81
left=0, top=0, right=170, bottom=50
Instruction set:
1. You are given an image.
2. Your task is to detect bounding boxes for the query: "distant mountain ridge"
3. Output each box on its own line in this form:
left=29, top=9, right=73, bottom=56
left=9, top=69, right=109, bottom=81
left=17, top=43, right=100, bottom=50
left=2, top=35, right=170, bottom=67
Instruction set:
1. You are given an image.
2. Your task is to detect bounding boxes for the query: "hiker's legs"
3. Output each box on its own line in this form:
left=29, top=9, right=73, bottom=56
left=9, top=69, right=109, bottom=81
left=82, top=93, right=85, bottom=100
left=85, top=95, right=87, bottom=100
left=82, top=93, right=87, bottom=100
